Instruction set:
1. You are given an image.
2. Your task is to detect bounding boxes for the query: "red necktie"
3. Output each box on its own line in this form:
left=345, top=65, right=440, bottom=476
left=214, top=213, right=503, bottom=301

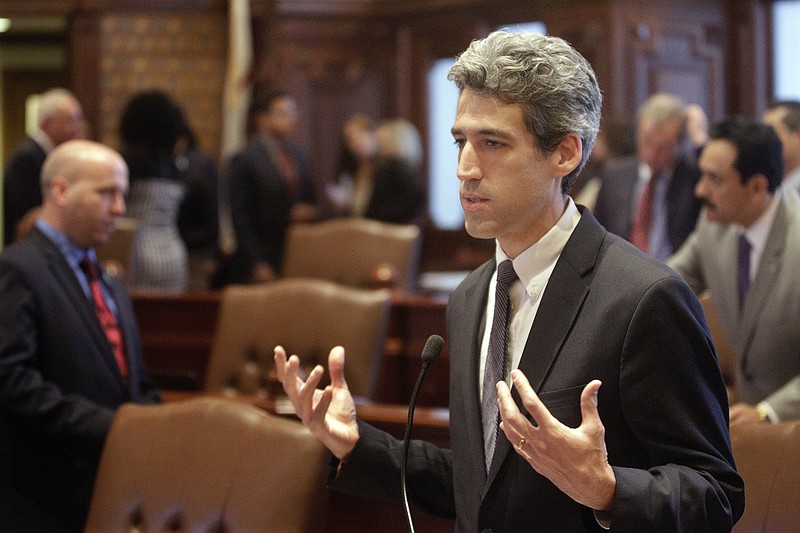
left=629, top=177, right=655, bottom=252
left=276, top=142, right=300, bottom=202
left=80, top=257, right=129, bottom=382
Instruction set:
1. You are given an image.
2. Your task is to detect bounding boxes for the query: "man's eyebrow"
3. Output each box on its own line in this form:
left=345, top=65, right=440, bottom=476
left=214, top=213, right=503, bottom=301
left=450, top=127, right=514, bottom=139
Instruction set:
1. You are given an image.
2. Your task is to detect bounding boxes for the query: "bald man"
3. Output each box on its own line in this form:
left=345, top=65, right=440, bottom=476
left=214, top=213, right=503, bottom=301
left=0, top=140, right=160, bottom=532
left=3, top=87, right=85, bottom=245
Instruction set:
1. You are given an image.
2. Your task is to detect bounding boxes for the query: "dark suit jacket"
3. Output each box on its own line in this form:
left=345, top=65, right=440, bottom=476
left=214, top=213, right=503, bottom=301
left=3, top=136, right=46, bottom=245
left=226, top=136, right=314, bottom=283
left=331, top=209, right=743, bottom=532
left=593, top=154, right=701, bottom=254
left=363, top=156, right=426, bottom=224
left=0, top=228, right=161, bottom=532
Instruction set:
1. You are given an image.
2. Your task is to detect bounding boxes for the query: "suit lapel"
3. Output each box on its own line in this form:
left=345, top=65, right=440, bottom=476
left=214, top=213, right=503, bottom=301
left=454, top=261, right=495, bottom=486
left=485, top=208, right=604, bottom=488
left=739, top=195, right=790, bottom=361
left=33, top=229, right=128, bottom=389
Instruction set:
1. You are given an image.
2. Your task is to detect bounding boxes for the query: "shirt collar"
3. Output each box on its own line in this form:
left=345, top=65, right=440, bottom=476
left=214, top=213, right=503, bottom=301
left=638, top=161, right=674, bottom=184
left=35, top=219, right=95, bottom=268
left=741, top=190, right=781, bottom=249
left=495, top=197, right=581, bottom=292
left=783, top=166, right=800, bottom=192
left=30, top=130, right=56, bottom=153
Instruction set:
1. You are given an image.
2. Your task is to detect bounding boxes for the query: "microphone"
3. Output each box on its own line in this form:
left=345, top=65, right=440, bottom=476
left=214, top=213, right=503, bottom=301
left=401, top=334, right=444, bottom=533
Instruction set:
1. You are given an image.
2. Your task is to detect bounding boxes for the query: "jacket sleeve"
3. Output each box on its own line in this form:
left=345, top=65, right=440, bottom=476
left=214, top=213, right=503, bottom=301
left=328, top=420, right=457, bottom=520
left=0, top=259, right=115, bottom=452
left=609, top=276, right=744, bottom=532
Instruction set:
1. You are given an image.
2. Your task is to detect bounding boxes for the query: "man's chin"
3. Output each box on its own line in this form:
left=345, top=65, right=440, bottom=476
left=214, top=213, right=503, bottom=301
left=464, top=222, right=494, bottom=241
left=703, top=209, right=730, bottom=224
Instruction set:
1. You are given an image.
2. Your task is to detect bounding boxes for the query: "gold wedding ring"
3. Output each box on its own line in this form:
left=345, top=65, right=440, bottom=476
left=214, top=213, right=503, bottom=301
left=516, top=437, right=526, bottom=450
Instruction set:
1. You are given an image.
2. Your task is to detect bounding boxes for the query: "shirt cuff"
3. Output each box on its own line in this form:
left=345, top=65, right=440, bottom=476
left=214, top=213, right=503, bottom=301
left=758, top=401, right=779, bottom=423
left=594, top=509, right=612, bottom=530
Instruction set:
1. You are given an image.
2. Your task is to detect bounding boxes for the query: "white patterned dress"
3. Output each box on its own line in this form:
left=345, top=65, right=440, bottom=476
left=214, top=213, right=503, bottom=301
left=126, top=178, right=188, bottom=292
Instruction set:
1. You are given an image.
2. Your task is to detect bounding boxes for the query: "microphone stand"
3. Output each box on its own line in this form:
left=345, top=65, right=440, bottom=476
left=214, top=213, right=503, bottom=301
left=401, top=334, right=444, bottom=533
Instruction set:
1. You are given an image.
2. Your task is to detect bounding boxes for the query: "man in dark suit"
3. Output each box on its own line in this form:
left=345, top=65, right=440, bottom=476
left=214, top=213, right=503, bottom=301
left=3, top=87, right=85, bottom=245
left=225, top=89, right=318, bottom=284
left=593, top=93, right=702, bottom=261
left=0, top=140, right=161, bottom=531
left=275, top=31, right=743, bottom=531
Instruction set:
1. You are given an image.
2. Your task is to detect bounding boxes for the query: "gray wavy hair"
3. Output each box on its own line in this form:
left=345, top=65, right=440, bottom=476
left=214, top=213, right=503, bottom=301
left=448, top=30, right=602, bottom=193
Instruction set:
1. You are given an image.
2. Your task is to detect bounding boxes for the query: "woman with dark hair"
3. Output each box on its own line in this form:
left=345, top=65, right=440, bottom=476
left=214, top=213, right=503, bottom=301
left=120, top=90, right=188, bottom=292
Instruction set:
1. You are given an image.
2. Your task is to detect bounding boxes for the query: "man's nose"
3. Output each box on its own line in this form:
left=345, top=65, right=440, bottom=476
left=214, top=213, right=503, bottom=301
left=456, top=142, right=481, bottom=181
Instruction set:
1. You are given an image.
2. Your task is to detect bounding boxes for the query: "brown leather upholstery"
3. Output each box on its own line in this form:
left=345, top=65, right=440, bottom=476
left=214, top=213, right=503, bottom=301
left=96, top=216, right=138, bottom=283
left=698, top=290, right=736, bottom=396
left=84, top=397, right=327, bottom=533
left=282, top=218, right=422, bottom=292
left=730, top=421, right=800, bottom=533
left=204, top=278, right=392, bottom=400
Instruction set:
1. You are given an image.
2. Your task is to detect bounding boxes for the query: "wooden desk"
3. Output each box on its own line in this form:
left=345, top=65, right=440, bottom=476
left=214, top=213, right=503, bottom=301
left=132, top=289, right=450, bottom=406
left=131, top=290, right=220, bottom=389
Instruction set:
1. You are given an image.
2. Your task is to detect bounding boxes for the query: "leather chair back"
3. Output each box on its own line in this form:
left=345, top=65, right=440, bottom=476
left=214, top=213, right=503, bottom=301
left=730, top=421, right=800, bottom=532
left=84, top=398, right=327, bottom=532
left=698, top=291, right=736, bottom=396
left=96, top=216, right=138, bottom=284
left=282, top=218, right=422, bottom=292
left=204, top=278, right=392, bottom=400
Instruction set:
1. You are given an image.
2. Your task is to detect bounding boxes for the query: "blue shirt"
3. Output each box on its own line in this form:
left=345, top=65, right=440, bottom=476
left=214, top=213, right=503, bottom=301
left=35, top=219, right=119, bottom=315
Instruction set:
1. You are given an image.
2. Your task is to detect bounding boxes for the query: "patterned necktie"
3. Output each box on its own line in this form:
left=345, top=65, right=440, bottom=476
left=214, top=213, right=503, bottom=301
left=482, top=259, right=518, bottom=473
left=80, top=257, right=129, bottom=382
left=629, top=176, right=656, bottom=253
left=738, top=234, right=752, bottom=308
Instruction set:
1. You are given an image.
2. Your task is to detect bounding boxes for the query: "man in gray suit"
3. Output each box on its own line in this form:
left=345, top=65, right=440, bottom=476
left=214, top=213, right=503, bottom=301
left=668, top=116, right=800, bottom=426
left=763, top=100, right=800, bottom=192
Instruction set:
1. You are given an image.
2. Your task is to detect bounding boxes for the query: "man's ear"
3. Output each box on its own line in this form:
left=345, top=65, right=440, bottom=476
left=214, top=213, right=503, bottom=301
left=551, top=132, right=582, bottom=178
left=746, top=173, right=770, bottom=196
left=49, top=176, right=70, bottom=206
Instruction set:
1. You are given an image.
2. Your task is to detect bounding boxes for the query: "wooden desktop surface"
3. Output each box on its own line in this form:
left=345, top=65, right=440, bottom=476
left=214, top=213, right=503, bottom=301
left=132, top=289, right=451, bottom=407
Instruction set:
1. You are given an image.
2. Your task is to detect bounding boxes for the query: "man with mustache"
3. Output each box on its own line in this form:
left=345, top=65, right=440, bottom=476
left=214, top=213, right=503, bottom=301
left=669, top=116, right=800, bottom=426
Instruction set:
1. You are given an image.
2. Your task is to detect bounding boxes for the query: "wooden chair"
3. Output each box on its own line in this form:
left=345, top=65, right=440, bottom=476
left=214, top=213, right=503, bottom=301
left=84, top=397, right=327, bottom=533
left=698, top=290, right=737, bottom=400
left=730, top=421, right=800, bottom=532
left=204, top=278, right=392, bottom=401
left=282, top=218, right=423, bottom=292
left=96, top=216, right=138, bottom=284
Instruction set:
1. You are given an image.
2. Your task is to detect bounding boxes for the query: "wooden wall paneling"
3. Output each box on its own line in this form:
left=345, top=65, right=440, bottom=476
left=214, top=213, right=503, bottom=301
left=608, top=1, right=726, bottom=121
left=92, top=10, right=227, bottom=157
left=67, top=9, right=101, bottom=140
left=258, top=15, right=396, bottom=197
left=530, top=2, right=614, bottom=115
left=724, top=0, right=773, bottom=118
